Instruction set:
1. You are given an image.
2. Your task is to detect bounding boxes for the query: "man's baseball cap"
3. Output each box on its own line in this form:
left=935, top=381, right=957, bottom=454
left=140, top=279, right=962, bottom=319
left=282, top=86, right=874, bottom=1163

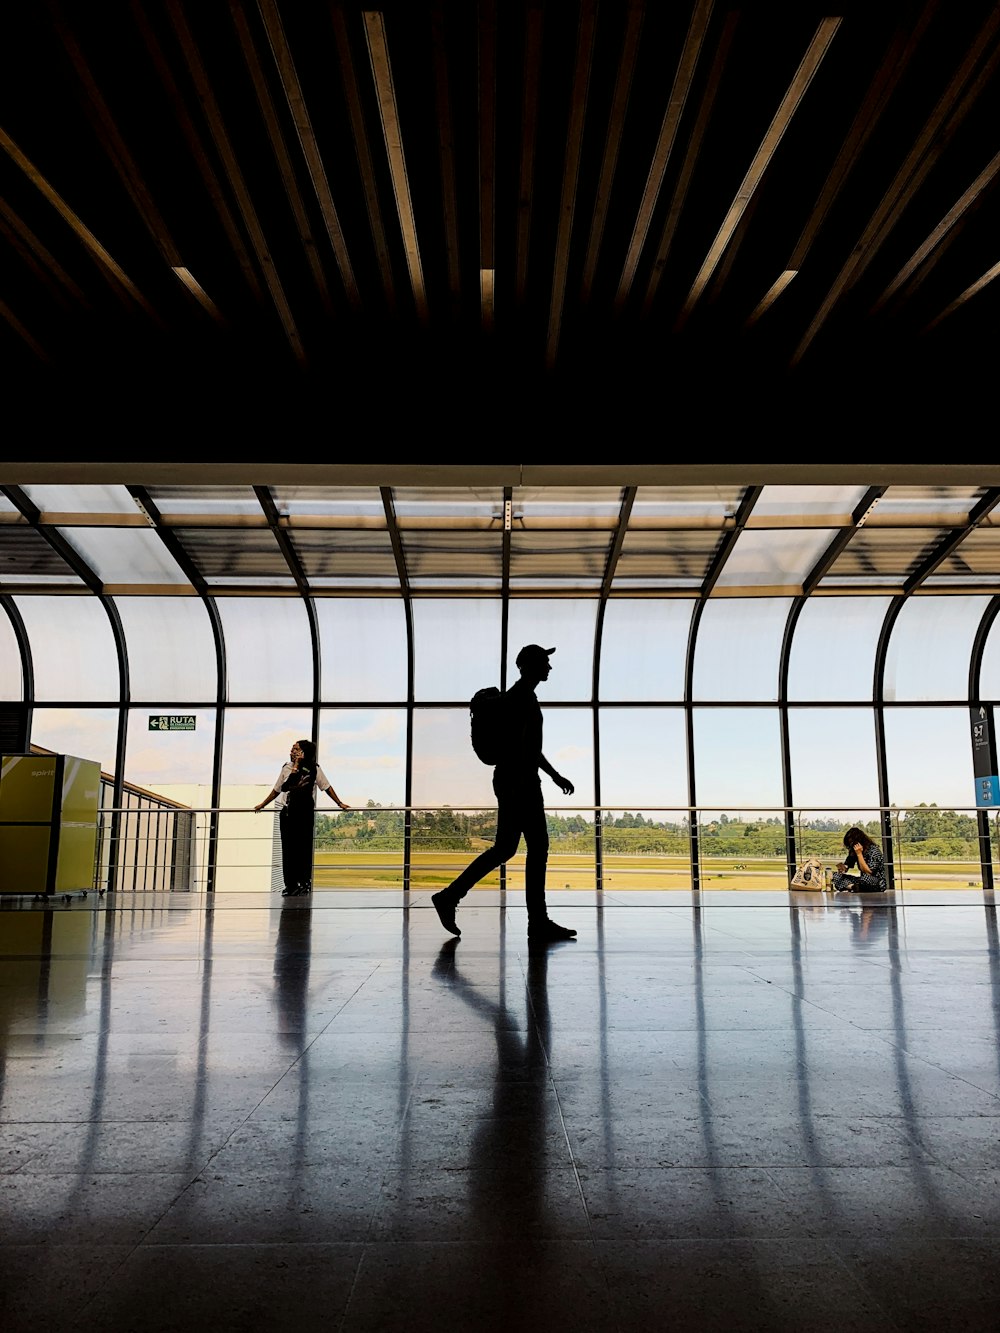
left=515, top=644, right=555, bottom=668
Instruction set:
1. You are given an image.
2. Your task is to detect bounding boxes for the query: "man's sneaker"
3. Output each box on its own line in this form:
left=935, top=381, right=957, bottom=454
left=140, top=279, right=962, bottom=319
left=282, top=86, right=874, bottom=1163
left=527, top=919, right=577, bottom=943
left=432, top=891, right=461, bottom=937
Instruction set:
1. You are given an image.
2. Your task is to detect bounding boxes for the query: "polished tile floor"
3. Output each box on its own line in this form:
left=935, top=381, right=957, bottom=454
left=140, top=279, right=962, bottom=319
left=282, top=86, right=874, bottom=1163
left=3, top=887, right=1000, bottom=1331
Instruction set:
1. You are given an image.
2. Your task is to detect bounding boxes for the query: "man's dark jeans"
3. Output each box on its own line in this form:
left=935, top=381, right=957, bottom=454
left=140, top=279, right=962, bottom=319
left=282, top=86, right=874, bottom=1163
left=445, top=768, right=550, bottom=922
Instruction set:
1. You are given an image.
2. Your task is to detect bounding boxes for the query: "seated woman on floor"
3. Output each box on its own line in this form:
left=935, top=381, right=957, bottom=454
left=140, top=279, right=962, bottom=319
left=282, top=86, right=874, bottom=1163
left=831, top=826, right=887, bottom=893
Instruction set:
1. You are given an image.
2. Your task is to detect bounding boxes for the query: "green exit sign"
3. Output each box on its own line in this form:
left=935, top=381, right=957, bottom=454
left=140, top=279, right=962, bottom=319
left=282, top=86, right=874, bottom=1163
left=148, top=715, right=196, bottom=732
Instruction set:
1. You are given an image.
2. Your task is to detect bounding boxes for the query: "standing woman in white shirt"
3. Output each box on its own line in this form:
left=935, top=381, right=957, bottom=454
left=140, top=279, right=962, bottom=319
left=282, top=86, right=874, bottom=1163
left=254, top=739, right=350, bottom=897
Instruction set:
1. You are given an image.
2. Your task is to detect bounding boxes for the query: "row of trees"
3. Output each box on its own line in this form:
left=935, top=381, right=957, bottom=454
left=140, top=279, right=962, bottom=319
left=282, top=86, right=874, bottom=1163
left=315, top=803, right=993, bottom=858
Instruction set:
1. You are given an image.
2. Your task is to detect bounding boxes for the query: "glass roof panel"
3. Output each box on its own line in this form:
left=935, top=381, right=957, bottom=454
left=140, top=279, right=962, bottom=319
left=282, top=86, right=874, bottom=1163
left=0, top=494, right=19, bottom=513
left=170, top=528, right=291, bottom=582
left=924, top=522, right=1000, bottom=582
left=20, top=484, right=139, bottom=514
left=820, top=527, right=947, bottom=584
left=509, top=530, right=612, bottom=580
left=0, top=525, right=82, bottom=584
left=512, top=487, right=623, bottom=525
left=289, top=529, right=398, bottom=580
left=144, top=486, right=264, bottom=516
left=614, top=528, right=720, bottom=587
left=714, top=528, right=837, bottom=587
left=392, top=488, right=502, bottom=522
left=271, top=487, right=385, bottom=518
left=56, top=527, right=189, bottom=584
left=629, top=486, right=743, bottom=520
left=748, top=485, right=870, bottom=520
left=400, top=530, right=502, bottom=579
left=873, top=485, right=986, bottom=521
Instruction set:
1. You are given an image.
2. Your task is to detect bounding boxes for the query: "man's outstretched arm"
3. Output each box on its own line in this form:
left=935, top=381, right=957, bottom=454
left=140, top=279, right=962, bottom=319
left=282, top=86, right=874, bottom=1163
left=539, top=753, right=574, bottom=795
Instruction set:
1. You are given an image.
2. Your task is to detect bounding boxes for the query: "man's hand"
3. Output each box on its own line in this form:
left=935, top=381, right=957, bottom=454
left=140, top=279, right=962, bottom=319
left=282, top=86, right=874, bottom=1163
left=554, top=774, right=574, bottom=796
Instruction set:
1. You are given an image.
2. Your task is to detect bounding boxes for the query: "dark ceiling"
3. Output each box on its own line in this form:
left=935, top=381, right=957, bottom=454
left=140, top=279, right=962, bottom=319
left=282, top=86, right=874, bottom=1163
left=3, top=1, right=999, bottom=438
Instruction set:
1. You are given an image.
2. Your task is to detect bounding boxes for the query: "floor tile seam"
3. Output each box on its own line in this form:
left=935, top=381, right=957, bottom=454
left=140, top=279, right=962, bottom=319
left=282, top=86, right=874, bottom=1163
left=66, top=1172, right=203, bottom=1328
left=853, top=1033, right=1000, bottom=1101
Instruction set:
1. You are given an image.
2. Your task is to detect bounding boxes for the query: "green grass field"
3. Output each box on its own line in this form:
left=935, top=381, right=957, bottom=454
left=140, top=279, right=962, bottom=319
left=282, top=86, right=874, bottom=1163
left=311, top=850, right=993, bottom=891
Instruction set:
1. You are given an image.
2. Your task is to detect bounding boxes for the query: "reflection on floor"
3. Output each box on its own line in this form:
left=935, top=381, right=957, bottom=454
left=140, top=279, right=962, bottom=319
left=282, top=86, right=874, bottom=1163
left=3, top=888, right=1000, bottom=1331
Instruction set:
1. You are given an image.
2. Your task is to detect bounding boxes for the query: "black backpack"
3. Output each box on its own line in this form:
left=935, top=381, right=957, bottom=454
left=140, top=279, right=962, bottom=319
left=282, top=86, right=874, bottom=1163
left=470, top=686, right=504, bottom=764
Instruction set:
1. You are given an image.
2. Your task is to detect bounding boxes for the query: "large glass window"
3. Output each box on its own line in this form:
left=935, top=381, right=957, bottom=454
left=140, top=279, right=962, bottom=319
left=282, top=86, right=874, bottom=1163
left=599, top=708, right=687, bottom=810
left=599, top=600, right=692, bottom=700
left=883, top=706, right=973, bottom=808
left=693, top=599, right=791, bottom=701
left=410, top=708, right=496, bottom=809
left=316, top=597, right=407, bottom=701
left=506, top=600, right=597, bottom=700
left=215, top=598, right=313, bottom=702
left=884, top=595, right=991, bottom=701
left=216, top=708, right=312, bottom=893
left=115, top=596, right=217, bottom=702
left=412, top=599, right=501, bottom=702
left=30, top=707, right=120, bottom=775
left=0, top=607, right=23, bottom=700
left=693, top=708, right=783, bottom=807
left=316, top=709, right=407, bottom=889
left=318, top=709, right=407, bottom=809
left=14, top=596, right=120, bottom=701
left=598, top=708, right=688, bottom=889
left=980, top=607, right=1000, bottom=701
left=788, top=708, right=879, bottom=813
left=124, top=707, right=217, bottom=795
left=788, top=597, right=891, bottom=701
left=411, top=708, right=500, bottom=890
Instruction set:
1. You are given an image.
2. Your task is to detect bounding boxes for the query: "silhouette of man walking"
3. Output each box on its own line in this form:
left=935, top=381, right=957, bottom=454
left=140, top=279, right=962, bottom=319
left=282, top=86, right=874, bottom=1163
left=432, top=644, right=577, bottom=945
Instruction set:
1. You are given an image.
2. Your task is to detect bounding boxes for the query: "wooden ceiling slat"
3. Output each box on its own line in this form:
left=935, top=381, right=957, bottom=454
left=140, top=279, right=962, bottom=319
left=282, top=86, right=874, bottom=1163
left=675, top=17, right=842, bottom=332
left=792, top=5, right=1000, bottom=366
left=0, top=195, right=87, bottom=307
left=0, top=127, right=153, bottom=315
left=362, top=11, right=428, bottom=324
left=127, top=0, right=264, bottom=304
left=478, top=0, right=496, bottom=329
left=873, top=146, right=1000, bottom=315
left=50, top=1, right=181, bottom=270
left=515, top=2, right=543, bottom=308
left=614, top=0, right=715, bottom=312
left=787, top=2, right=940, bottom=275
left=166, top=0, right=305, bottom=363
left=0, top=298, right=48, bottom=361
left=580, top=1, right=645, bottom=307
left=230, top=0, right=334, bottom=315
left=255, top=0, right=361, bottom=311
left=923, top=258, right=1000, bottom=334
left=331, top=4, right=398, bottom=314
left=642, top=8, right=739, bottom=316
left=430, top=3, right=461, bottom=317
left=545, top=0, right=598, bottom=368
